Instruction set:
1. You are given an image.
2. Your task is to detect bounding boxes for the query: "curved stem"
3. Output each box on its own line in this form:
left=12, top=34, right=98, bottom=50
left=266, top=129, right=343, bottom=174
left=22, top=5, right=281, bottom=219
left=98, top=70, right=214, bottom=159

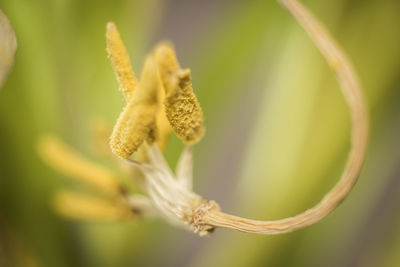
left=202, top=0, right=368, bottom=234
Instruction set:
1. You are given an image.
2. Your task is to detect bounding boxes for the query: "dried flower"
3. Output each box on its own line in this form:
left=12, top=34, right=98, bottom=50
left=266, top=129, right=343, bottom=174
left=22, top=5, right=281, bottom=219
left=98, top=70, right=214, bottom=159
left=38, top=0, right=367, bottom=236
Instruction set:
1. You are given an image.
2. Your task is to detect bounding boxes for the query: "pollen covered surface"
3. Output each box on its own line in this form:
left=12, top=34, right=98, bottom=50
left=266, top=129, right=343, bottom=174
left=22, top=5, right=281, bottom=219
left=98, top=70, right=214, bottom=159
left=106, top=22, right=137, bottom=101
left=110, top=56, right=159, bottom=158
left=155, top=44, right=205, bottom=144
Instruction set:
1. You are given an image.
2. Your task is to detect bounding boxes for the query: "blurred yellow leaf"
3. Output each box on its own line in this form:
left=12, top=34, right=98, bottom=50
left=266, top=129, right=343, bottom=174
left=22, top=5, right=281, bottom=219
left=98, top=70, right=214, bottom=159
left=0, top=9, right=17, bottom=88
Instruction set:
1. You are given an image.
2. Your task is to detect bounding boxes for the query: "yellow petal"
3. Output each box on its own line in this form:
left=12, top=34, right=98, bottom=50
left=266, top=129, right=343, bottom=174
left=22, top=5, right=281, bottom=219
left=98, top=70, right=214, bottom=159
left=38, top=135, right=121, bottom=196
left=110, top=56, right=159, bottom=158
left=154, top=42, right=179, bottom=88
left=54, top=191, right=133, bottom=221
left=155, top=43, right=205, bottom=144
left=106, top=22, right=137, bottom=101
left=155, top=72, right=171, bottom=149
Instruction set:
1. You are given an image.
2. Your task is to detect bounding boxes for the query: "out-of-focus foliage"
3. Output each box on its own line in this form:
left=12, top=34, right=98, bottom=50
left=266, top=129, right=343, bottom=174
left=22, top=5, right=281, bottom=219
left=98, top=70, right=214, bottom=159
left=0, top=9, right=17, bottom=88
left=0, top=0, right=399, bottom=267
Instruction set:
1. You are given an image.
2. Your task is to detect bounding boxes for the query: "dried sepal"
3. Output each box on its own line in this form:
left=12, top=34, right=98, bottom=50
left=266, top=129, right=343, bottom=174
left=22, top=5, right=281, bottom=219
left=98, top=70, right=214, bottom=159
left=155, top=43, right=205, bottom=144
left=110, top=56, right=159, bottom=158
left=0, top=9, right=17, bottom=88
left=106, top=22, right=137, bottom=101
left=38, top=136, right=121, bottom=196
left=54, top=191, right=134, bottom=221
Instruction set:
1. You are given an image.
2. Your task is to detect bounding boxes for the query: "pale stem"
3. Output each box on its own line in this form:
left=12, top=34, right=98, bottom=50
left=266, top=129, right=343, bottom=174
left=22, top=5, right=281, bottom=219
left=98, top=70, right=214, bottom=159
left=199, top=0, right=368, bottom=234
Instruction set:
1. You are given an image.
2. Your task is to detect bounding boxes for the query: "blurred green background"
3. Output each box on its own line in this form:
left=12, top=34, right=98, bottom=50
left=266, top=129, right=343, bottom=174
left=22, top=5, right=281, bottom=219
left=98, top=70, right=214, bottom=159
left=1, top=0, right=400, bottom=266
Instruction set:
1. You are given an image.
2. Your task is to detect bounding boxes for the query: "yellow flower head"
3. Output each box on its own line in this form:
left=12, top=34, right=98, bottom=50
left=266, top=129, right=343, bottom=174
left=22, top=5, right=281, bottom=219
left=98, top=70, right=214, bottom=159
left=107, top=24, right=204, bottom=159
